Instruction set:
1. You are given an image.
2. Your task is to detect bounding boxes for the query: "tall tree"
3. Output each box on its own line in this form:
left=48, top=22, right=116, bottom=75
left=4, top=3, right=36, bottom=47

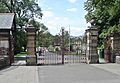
left=0, top=0, right=43, bottom=54
left=0, top=0, right=43, bottom=29
left=84, top=0, right=120, bottom=47
left=36, top=23, right=54, bottom=48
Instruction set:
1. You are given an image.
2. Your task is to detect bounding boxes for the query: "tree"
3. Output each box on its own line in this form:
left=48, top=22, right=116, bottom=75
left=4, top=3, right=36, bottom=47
left=36, top=24, right=54, bottom=48
left=0, top=0, right=43, bottom=54
left=1, top=0, right=42, bottom=27
left=54, top=35, right=61, bottom=46
left=0, top=1, right=9, bottom=12
left=84, top=0, right=120, bottom=47
left=64, top=31, right=69, bottom=48
left=15, top=29, right=27, bottom=54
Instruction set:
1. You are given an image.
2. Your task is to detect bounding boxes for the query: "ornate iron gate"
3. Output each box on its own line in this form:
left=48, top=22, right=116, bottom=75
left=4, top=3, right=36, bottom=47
left=36, top=28, right=86, bottom=65
left=37, top=51, right=86, bottom=65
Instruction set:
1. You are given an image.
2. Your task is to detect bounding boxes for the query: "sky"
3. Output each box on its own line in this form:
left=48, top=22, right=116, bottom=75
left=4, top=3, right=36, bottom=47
left=37, top=0, right=88, bottom=36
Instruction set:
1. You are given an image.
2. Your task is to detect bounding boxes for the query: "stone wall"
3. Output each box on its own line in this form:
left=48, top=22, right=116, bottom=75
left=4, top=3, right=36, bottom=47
left=104, top=33, right=120, bottom=63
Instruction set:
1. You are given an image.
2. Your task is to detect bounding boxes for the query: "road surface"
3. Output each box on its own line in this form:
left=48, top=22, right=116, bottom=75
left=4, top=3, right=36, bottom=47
left=38, top=63, right=120, bottom=83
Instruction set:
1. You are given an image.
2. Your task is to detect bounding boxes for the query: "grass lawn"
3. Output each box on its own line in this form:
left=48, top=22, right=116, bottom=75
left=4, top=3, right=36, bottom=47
left=65, top=51, right=81, bottom=55
left=16, top=52, right=27, bottom=57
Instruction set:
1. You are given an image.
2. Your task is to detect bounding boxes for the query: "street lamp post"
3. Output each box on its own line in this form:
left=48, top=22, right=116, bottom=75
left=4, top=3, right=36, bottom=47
left=61, top=27, right=65, bottom=64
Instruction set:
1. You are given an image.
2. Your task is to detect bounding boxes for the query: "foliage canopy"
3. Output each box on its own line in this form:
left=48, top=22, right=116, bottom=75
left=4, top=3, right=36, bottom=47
left=85, top=0, right=120, bottom=38
left=84, top=0, right=120, bottom=48
left=0, top=0, right=52, bottom=54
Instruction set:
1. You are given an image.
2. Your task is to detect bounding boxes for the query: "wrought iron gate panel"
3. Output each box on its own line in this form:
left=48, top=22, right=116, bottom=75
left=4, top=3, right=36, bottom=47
left=37, top=54, right=62, bottom=65
left=37, top=52, right=86, bottom=65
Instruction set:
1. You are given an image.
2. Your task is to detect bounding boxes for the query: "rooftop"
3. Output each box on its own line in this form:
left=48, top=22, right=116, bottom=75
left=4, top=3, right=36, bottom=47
left=0, top=13, right=14, bottom=29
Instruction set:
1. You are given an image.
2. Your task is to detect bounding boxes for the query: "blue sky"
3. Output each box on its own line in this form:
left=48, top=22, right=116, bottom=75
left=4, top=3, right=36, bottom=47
left=37, top=0, right=88, bottom=36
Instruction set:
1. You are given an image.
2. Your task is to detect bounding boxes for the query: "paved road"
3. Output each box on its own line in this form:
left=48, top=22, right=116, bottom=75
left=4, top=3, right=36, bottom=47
left=91, top=63, right=120, bottom=76
left=38, top=63, right=120, bottom=83
left=0, top=66, right=39, bottom=83
left=0, top=62, right=120, bottom=83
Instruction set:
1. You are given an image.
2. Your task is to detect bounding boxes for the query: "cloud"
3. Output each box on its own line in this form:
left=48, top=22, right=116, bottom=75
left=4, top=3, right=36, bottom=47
left=67, top=0, right=77, bottom=3
left=54, top=17, right=60, bottom=20
left=41, top=16, right=87, bottom=36
left=70, top=27, right=87, bottom=36
left=46, top=20, right=58, bottom=27
left=66, top=8, right=77, bottom=12
left=42, top=10, right=54, bottom=18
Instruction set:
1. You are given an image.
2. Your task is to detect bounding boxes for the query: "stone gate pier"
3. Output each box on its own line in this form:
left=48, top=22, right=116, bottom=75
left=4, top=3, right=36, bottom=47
left=85, top=21, right=99, bottom=64
left=25, top=24, right=38, bottom=65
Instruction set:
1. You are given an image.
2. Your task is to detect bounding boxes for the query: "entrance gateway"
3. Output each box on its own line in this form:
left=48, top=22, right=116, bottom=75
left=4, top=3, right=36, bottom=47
left=0, top=13, right=99, bottom=66
left=36, top=26, right=98, bottom=65
left=36, top=28, right=87, bottom=65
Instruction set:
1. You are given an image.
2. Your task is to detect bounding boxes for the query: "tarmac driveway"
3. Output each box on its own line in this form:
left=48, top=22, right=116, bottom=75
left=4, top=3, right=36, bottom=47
left=38, top=63, right=120, bottom=83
